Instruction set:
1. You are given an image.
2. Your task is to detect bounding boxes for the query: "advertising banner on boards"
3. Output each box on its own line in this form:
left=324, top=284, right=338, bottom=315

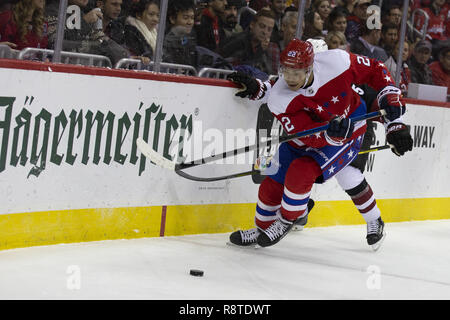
left=0, top=66, right=449, bottom=216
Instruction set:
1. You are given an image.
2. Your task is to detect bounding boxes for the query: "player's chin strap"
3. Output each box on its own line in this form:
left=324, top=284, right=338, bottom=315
left=301, top=67, right=313, bottom=89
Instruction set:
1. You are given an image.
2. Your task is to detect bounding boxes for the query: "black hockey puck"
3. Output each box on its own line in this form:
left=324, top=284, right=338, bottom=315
left=189, top=269, right=204, bottom=277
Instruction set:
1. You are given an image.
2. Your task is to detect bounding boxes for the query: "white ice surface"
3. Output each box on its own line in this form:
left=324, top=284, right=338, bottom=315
left=0, top=220, right=449, bottom=300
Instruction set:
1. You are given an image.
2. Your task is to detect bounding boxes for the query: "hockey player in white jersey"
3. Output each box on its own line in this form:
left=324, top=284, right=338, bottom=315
left=227, top=38, right=413, bottom=250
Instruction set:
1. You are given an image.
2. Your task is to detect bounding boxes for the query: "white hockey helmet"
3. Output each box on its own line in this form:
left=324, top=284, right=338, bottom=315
left=306, top=38, right=328, bottom=54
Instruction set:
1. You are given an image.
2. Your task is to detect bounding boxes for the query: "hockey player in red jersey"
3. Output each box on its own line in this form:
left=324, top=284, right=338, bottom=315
left=227, top=38, right=413, bottom=249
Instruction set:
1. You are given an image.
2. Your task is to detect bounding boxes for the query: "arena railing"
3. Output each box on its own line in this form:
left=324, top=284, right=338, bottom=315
left=198, top=67, right=234, bottom=79
left=410, top=8, right=430, bottom=41
left=17, top=48, right=113, bottom=68
left=115, top=58, right=198, bottom=76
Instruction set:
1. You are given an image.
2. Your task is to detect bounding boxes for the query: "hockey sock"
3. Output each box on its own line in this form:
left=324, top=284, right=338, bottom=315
left=346, top=179, right=381, bottom=222
left=335, top=166, right=381, bottom=223
left=281, top=156, right=322, bottom=221
left=255, top=177, right=284, bottom=230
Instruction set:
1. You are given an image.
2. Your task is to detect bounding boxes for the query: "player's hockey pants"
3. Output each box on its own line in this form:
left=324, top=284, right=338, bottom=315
left=255, top=161, right=381, bottom=229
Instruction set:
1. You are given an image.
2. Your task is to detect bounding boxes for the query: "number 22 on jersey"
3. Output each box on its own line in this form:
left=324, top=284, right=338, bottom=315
left=281, top=116, right=295, bottom=132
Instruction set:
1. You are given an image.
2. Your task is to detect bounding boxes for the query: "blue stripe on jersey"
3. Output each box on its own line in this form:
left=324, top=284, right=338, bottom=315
left=256, top=205, right=277, bottom=216
left=349, top=99, right=367, bottom=118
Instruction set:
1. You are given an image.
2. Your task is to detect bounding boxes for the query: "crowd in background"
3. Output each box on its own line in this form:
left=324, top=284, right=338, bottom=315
left=0, top=0, right=448, bottom=93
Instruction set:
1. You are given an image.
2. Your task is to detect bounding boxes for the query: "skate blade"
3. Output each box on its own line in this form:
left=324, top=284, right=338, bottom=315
left=370, top=231, right=386, bottom=252
left=226, top=241, right=259, bottom=249
left=292, top=225, right=305, bottom=231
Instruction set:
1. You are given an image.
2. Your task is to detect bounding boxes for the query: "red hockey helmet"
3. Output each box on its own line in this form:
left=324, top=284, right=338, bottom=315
left=280, top=38, right=314, bottom=69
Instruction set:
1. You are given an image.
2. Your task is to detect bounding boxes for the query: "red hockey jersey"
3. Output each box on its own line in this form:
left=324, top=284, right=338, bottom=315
left=264, top=49, right=396, bottom=149
left=414, top=5, right=449, bottom=41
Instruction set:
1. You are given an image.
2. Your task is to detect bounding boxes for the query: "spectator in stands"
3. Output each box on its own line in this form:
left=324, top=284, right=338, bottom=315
left=124, top=0, right=159, bottom=58
left=194, top=1, right=207, bottom=26
left=44, top=0, right=129, bottom=65
left=326, top=7, right=348, bottom=33
left=312, top=0, right=331, bottom=32
left=0, top=0, right=16, bottom=48
left=268, top=0, right=287, bottom=43
left=166, top=0, right=195, bottom=34
left=380, top=23, right=399, bottom=56
left=221, top=9, right=276, bottom=75
left=418, top=0, right=448, bottom=42
left=384, top=40, right=411, bottom=94
left=97, top=0, right=126, bottom=45
left=429, top=45, right=450, bottom=92
left=325, top=30, right=348, bottom=50
left=345, top=0, right=371, bottom=43
left=46, top=0, right=105, bottom=47
left=164, top=0, right=197, bottom=67
left=350, top=24, right=389, bottom=62
left=195, top=0, right=228, bottom=52
left=0, top=0, right=48, bottom=50
left=334, top=0, right=357, bottom=16
left=220, top=0, right=245, bottom=42
left=279, top=10, right=299, bottom=50
left=383, top=4, right=402, bottom=28
left=408, top=39, right=434, bottom=84
left=415, top=0, right=449, bottom=58
left=99, top=0, right=151, bottom=65
left=302, top=9, right=324, bottom=40
left=265, top=10, right=300, bottom=73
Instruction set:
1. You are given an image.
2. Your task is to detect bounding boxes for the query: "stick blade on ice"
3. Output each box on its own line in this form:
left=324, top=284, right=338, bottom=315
left=136, top=137, right=176, bottom=170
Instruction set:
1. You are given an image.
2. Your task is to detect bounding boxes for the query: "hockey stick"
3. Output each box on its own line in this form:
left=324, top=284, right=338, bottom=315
left=357, top=144, right=393, bottom=154
left=136, top=110, right=386, bottom=181
left=171, top=143, right=393, bottom=182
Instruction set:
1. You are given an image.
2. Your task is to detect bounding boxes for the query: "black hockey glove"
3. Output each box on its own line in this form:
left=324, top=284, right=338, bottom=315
left=386, top=123, right=413, bottom=156
left=227, top=72, right=265, bottom=100
left=324, top=116, right=354, bottom=146
left=377, top=86, right=406, bottom=122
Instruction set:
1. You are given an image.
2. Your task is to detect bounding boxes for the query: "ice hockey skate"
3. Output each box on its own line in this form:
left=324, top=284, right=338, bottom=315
left=293, top=199, right=315, bottom=231
left=366, top=217, right=386, bottom=251
left=228, top=228, right=260, bottom=248
left=257, top=216, right=294, bottom=247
